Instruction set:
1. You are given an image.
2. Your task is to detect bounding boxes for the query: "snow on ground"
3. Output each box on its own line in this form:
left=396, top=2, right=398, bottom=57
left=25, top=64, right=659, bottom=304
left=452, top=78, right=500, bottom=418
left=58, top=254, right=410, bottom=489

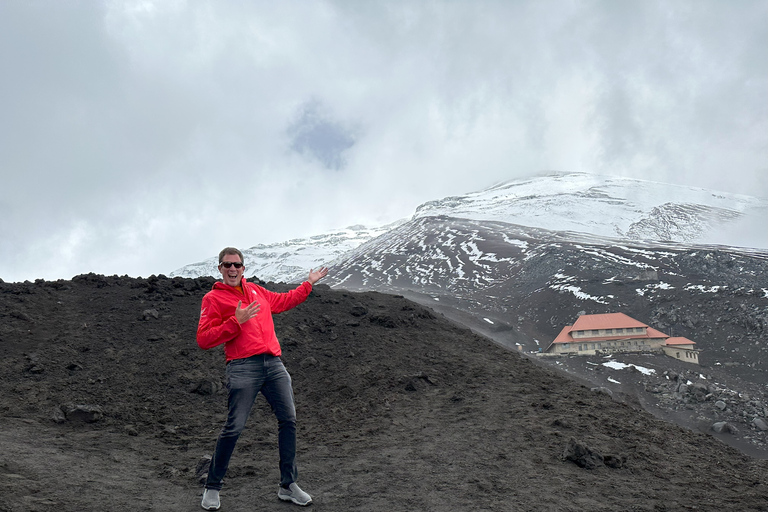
left=685, top=284, right=727, bottom=293
left=602, top=360, right=656, bottom=375
left=637, top=282, right=675, bottom=296
left=551, top=284, right=610, bottom=304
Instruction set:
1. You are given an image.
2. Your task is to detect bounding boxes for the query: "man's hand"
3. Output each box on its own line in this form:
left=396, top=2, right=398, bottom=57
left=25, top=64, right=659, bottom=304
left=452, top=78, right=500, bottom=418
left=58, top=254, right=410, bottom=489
left=308, top=267, right=329, bottom=285
left=235, top=300, right=260, bottom=324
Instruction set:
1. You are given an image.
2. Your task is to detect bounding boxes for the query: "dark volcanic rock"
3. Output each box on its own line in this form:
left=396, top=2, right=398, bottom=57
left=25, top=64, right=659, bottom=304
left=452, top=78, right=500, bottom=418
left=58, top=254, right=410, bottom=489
left=0, top=275, right=767, bottom=511
left=61, top=404, right=104, bottom=423
left=563, top=438, right=604, bottom=469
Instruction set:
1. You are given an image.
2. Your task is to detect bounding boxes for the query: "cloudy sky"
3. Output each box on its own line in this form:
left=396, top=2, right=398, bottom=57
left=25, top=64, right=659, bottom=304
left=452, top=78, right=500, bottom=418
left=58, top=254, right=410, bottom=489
left=1, top=0, right=766, bottom=282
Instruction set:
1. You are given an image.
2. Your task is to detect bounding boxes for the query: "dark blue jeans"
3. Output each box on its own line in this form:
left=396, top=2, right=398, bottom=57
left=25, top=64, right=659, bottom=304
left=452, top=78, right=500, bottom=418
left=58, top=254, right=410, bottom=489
left=205, top=354, right=297, bottom=490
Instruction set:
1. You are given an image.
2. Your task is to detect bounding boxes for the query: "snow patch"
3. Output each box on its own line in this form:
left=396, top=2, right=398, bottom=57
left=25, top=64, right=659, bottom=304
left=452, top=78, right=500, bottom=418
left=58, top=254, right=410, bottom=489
left=685, top=284, right=727, bottom=293
left=602, top=360, right=656, bottom=375
left=550, top=284, right=610, bottom=304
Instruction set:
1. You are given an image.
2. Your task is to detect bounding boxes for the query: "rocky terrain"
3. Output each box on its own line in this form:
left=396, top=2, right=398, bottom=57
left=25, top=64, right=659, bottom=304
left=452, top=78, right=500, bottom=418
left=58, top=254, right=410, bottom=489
left=321, top=215, right=768, bottom=456
left=1, top=273, right=768, bottom=511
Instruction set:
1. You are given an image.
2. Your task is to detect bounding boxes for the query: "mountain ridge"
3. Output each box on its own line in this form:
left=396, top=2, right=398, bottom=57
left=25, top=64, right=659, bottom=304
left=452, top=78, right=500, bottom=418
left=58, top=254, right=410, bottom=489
left=172, top=172, right=767, bottom=281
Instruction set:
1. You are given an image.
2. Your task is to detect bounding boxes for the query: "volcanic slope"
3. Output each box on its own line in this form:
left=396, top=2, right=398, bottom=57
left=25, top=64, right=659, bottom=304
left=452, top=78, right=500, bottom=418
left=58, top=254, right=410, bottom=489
left=1, top=274, right=767, bottom=511
left=322, top=215, right=768, bottom=455
left=328, top=216, right=768, bottom=354
left=326, top=215, right=768, bottom=372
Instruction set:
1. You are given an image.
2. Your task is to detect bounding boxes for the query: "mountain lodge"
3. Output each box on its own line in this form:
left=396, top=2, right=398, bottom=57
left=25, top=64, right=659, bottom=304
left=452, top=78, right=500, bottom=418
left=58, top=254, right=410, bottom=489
left=543, top=312, right=699, bottom=364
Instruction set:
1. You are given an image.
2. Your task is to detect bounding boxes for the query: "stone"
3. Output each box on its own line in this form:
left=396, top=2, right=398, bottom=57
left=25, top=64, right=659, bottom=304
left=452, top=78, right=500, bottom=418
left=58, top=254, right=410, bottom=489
left=753, top=418, right=768, bottom=431
left=711, top=421, right=738, bottom=435
left=300, top=356, right=319, bottom=368
left=369, top=313, right=397, bottom=328
left=715, top=401, right=727, bottom=411
left=591, top=387, right=613, bottom=397
left=691, top=382, right=709, bottom=394
left=141, top=309, right=159, bottom=320
left=603, top=454, right=626, bottom=469
left=62, top=404, right=104, bottom=423
left=51, top=407, right=66, bottom=424
left=190, top=379, right=222, bottom=395
left=563, top=438, right=603, bottom=470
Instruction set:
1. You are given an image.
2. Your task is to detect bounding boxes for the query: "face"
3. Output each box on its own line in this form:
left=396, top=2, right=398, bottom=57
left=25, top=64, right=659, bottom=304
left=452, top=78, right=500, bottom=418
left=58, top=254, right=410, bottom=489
left=218, top=253, right=245, bottom=287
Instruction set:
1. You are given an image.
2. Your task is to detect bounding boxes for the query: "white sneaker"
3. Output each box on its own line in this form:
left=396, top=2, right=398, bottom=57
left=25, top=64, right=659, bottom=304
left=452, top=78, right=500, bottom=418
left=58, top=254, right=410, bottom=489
left=278, top=482, right=312, bottom=506
left=201, top=488, right=220, bottom=510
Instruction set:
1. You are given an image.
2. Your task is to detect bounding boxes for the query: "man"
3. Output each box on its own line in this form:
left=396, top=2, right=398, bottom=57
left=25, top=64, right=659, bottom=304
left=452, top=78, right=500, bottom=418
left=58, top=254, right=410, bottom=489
left=196, top=247, right=328, bottom=510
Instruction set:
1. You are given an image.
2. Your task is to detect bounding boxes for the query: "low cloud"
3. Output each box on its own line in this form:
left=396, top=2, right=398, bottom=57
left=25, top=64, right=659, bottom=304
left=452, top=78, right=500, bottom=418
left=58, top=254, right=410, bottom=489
left=0, top=1, right=766, bottom=281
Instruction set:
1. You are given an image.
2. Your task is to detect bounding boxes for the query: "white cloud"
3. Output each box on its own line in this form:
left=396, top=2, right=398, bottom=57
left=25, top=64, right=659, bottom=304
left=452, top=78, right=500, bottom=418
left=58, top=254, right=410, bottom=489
left=0, top=0, right=766, bottom=282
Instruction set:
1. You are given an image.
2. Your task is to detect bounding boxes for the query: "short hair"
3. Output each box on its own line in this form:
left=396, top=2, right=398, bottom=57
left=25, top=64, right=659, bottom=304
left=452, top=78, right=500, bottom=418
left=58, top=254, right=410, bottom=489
left=218, top=247, right=244, bottom=264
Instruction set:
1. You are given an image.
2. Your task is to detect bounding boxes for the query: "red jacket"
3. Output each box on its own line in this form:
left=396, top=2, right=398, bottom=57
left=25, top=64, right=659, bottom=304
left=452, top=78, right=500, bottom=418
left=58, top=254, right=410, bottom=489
left=197, top=278, right=312, bottom=361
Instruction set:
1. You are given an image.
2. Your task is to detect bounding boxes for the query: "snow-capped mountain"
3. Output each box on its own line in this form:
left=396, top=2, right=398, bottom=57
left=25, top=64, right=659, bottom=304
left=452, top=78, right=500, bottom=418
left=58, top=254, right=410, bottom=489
left=172, top=172, right=767, bottom=282
left=170, top=222, right=402, bottom=281
left=413, top=172, right=766, bottom=244
left=314, top=172, right=768, bottom=378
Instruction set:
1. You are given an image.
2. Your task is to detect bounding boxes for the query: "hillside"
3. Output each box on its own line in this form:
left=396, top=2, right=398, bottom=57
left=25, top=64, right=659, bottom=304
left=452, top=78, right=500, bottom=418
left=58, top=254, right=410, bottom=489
left=325, top=215, right=768, bottom=455
left=1, top=274, right=767, bottom=511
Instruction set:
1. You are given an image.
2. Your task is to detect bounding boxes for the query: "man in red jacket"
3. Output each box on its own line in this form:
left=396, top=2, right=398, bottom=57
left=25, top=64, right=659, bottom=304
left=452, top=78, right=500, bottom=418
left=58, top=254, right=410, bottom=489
left=197, top=247, right=328, bottom=510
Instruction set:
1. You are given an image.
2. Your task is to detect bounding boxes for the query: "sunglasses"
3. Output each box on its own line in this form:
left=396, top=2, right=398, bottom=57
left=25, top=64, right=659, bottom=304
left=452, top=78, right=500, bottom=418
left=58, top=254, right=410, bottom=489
left=219, top=262, right=244, bottom=269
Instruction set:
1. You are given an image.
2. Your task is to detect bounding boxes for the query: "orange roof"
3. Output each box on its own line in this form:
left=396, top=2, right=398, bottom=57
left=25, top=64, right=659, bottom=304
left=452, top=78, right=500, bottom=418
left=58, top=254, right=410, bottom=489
left=550, top=313, right=670, bottom=345
left=665, top=337, right=696, bottom=346
left=645, top=327, right=670, bottom=339
left=572, top=313, right=647, bottom=331
left=551, top=326, right=669, bottom=344
left=553, top=325, right=573, bottom=343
